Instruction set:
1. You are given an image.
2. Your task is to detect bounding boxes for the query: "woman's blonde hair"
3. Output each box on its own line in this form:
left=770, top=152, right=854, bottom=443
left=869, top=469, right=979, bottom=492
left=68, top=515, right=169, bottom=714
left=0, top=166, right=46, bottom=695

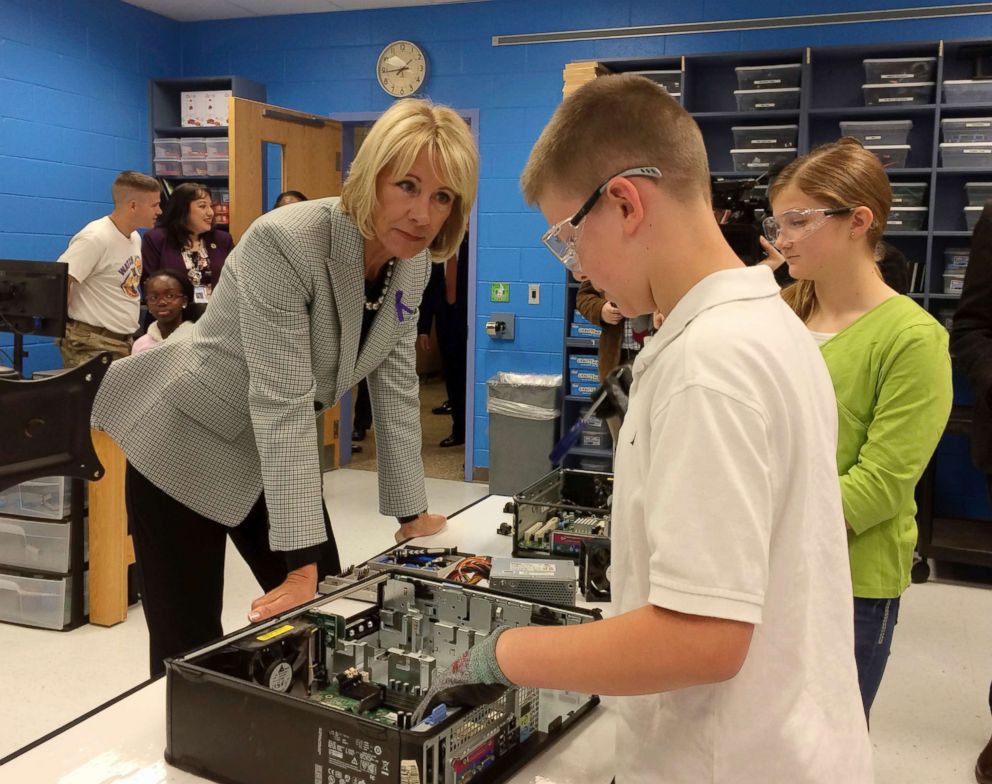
left=340, top=99, right=478, bottom=260
left=770, top=137, right=891, bottom=322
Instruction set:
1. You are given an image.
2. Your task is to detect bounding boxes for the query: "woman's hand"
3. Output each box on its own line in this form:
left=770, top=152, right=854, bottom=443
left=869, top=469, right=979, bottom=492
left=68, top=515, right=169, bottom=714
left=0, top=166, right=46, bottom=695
left=416, top=334, right=431, bottom=352
left=248, top=563, right=317, bottom=623
left=396, top=512, right=447, bottom=544
left=600, top=302, right=624, bottom=325
left=759, top=236, right=787, bottom=271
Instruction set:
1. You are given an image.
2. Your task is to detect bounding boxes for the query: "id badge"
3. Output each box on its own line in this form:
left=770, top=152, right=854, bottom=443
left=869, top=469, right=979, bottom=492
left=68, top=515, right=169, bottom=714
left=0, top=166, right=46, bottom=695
left=194, top=285, right=210, bottom=304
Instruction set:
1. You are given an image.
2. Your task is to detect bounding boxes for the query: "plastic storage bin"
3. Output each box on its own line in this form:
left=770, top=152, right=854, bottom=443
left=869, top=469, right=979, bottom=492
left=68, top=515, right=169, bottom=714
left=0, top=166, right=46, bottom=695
left=0, top=477, right=72, bottom=520
left=966, top=206, right=984, bottom=230
left=941, top=118, right=992, bottom=143
left=206, top=158, right=229, bottom=176
left=635, top=70, right=682, bottom=94
left=735, top=63, right=802, bottom=90
left=865, top=144, right=910, bottom=168
left=570, top=322, right=601, bottom=340
left=887, top=206, right=927, bottom=230
left=568, top=354, right=598, bottom=371
left=944, top=270, right=966, bottom=294
left=569, top=367, right=599, bottom=386
left=0, top=515, right=85, bottom=573
left=943, top=80, right=992, bottom=104
left=181, top=159, right=210, bottom=177
left=839, top=120, right=912, bottom=146
left=487, top=372, right=561, bottom=496
left=0, top=570, right=86, bottom=630
left=205, top=137, right=229, bottom=158
left=734, top=87, right=801, bottom=112
left=941, top=142, right=992, bottom=168
left=945, top=247, right=971, bottom=270
left=153, top=138, right=181, bottom=159
left=153, top=158, right=182, bottom=176
left=731, top=125, right=798, bottom=148
left=180, top=137, right=208, bottom=158
left=863, top=82, right=934, bottom=106
left=965, top=182, right=992, bottom=206
left=863, top=57, right=936, bottom=84
left=890, top=182, right=928, bottom=207
left=731, top=148, right=797, bottom=172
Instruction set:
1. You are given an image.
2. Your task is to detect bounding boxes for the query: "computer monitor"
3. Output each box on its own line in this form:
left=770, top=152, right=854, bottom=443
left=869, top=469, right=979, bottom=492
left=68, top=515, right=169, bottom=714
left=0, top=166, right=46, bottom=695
left=0, top=259, right=68, bottom=339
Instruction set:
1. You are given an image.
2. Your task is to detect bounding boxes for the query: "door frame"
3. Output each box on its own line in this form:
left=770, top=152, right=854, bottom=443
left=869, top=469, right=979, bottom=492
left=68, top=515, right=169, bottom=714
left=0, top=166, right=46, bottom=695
left=331, top=109, right=480, bottom=483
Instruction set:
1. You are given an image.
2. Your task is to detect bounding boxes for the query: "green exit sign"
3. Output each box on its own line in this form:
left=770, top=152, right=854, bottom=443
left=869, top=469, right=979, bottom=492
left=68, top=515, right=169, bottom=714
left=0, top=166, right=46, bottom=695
left=490, top=282, right=510, bottom=303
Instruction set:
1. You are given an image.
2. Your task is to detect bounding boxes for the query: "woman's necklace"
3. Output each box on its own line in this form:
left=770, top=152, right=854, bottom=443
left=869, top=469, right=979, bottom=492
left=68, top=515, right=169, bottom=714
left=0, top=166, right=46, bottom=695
left=364, top=259, right=395, bottom=311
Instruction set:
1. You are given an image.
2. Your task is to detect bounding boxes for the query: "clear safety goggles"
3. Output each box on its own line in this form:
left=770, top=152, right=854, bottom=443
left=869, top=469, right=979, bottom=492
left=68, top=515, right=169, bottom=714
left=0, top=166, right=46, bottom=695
left=761, top=206, right=854, bottom=245
left=541, top=166, right=663, bottom=271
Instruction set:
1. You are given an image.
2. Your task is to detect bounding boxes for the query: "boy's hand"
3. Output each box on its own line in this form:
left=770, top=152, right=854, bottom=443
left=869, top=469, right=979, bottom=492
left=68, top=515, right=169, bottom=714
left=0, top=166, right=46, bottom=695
left=411, top=626, right=513, bottom=723
left=601, top=302, right=624, bottom=325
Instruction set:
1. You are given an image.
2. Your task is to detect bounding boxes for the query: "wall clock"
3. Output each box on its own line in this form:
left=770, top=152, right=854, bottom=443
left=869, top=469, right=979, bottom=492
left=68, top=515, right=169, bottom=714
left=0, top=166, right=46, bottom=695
left=377, top=40, right=428, bottom=98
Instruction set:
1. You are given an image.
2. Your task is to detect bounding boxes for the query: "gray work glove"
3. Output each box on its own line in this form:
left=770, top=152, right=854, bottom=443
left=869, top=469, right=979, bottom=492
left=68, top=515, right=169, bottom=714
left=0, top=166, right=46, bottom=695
left=411, top=625, right=514, bottom=724
left=595, top=364, right=633, bottom=424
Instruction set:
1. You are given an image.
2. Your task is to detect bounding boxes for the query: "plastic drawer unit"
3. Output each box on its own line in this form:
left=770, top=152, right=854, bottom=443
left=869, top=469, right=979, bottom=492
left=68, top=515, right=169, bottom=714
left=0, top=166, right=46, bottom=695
left=731, top=124, right=798, bottom=149
left=966, top=206, right=985, bottom=230
left=731, top=147, right=797, bottom=172
left=966, top=182, right=992, bottom=206
left=863, top=82, right=934, bottom=106
left=154, top=158, right=182, bottom=176
left=205, top=137, right=229, bottom=158
left=945, top=248, right=971, bottom=270
left=181, top=159, right=210, bottom=177
left=153, top=137, right=181, bottom=159
left=179, top=137, right=208, bottom=159
left=865, top=145, right=910, bottom=169
left=890, top=182, right=928, bottom=207
left=0, top=570, right=87, bottom=630
left=943, top=80, right=992, bottom=104
left=734, top=87, right=800, bottom=112
left=840, top=120, right=912, bottom=146
left=942, top=118, right=992, bottom=144
left=634, top=70, right=682, bottom=95
left=735, top=63, right=801, bottom=90
left=0, top=515, right=85, bottom=573
left=944, top=269, right=966, bottom=294
left=0, top=477, right=73, bottom=520
left=941, top=142, right=992, bottom=168
left=206, top=158, right=229, bottom=176
left=887, top=206, right=927, bottom=231
left=863, top=57, right=936, bottom=84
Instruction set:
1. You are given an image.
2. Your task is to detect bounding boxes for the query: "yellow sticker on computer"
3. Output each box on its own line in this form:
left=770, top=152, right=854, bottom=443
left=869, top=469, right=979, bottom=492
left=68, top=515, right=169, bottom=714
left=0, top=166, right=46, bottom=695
left=257, top=624, right=294, bottom=641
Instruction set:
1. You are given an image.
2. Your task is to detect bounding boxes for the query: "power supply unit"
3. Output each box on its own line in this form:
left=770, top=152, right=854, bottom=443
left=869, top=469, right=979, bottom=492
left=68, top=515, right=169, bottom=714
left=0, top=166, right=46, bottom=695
left=488, top=557, right=578, bottom=606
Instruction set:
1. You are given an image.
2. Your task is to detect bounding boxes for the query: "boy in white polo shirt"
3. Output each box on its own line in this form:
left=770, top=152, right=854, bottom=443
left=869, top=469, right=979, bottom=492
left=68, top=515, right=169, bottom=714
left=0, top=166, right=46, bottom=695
left=415, top=74, right=873, bottom=783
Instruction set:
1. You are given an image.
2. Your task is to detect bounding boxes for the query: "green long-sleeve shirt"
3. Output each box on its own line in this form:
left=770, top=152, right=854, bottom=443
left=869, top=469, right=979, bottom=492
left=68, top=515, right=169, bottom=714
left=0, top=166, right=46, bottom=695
left=819, top=295, right=952, bottom=598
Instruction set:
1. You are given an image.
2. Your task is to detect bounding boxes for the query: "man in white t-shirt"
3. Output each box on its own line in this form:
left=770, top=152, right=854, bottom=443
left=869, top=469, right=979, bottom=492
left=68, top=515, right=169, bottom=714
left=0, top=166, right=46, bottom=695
left=57, top=170, right=161, bottom=367
left=414, top=76, right=873, bottom=783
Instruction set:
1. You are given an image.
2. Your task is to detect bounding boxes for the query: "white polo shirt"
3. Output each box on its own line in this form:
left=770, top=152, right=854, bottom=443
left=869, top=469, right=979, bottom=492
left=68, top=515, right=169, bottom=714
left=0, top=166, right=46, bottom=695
left=611, top=266, right=872, bottom=783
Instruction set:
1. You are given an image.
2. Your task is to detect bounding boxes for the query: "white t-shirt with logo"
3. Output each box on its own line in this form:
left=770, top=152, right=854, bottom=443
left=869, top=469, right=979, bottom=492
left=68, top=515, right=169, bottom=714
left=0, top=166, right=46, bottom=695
left=59, top=216, right=142, bottom=335
left=611, top=266, right=873, bottom=783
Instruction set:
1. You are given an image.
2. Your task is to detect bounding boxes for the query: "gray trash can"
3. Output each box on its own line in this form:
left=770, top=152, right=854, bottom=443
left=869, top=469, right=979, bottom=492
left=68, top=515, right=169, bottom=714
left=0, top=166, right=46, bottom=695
left=487, top=372, right=561, bottom=496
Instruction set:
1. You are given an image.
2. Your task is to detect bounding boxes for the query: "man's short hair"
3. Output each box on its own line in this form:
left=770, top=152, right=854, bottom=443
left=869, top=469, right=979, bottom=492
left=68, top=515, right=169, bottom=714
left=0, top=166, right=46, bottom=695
left=521, top=74, right=710, bottom=207
left=112, top=171, right=160, bottom=205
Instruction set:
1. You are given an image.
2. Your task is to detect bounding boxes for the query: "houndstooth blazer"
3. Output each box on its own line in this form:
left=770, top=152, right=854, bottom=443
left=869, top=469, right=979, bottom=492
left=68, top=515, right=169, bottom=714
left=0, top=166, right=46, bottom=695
left=91, top=199, right=431, bottom=553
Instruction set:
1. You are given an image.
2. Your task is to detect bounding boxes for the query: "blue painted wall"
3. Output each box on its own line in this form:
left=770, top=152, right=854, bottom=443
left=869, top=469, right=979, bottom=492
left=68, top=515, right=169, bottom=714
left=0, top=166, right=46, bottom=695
left=178, top=0, right=992, bottom=470
left=0, top=0, right=179, bottom=375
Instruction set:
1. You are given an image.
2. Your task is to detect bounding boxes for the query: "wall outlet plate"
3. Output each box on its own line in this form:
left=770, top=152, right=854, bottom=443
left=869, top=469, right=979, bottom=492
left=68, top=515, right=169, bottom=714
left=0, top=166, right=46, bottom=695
left=528, top=284, right=540, bottom=305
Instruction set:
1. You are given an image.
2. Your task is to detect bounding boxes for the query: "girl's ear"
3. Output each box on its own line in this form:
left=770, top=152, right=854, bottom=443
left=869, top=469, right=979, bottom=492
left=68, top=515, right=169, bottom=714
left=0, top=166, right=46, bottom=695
left=849, top=205, right=874, bottom=239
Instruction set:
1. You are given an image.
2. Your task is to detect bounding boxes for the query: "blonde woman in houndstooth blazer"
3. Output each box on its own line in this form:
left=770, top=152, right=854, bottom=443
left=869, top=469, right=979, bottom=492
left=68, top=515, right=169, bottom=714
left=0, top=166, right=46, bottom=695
left=91, top=99, right=479, bottom=675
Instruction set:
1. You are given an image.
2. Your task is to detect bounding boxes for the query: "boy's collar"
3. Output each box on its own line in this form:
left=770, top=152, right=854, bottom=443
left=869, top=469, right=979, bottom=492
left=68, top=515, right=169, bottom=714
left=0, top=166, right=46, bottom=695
left=635, top=266, right=781, bottom=371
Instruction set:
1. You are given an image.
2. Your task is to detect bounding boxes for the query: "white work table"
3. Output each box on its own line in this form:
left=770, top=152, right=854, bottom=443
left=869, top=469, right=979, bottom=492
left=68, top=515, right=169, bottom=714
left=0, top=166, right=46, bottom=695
left=0, top=494, right=615, bottom=784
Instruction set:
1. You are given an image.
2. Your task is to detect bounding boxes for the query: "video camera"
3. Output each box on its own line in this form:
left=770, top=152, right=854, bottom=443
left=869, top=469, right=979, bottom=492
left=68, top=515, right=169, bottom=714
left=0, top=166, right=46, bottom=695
left=711, top=174, right=769, bottom=266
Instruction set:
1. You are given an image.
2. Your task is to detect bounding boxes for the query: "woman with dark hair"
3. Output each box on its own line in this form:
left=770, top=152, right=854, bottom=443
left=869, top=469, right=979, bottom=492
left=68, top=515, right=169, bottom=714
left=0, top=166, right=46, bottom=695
left=141, top=182, right=233, bottom=305
left=132, top=269, right=199, bottom=354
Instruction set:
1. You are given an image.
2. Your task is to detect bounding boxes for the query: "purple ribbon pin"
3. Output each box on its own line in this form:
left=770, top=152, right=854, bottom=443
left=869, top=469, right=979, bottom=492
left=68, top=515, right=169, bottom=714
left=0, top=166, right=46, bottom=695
left=395, top=290, right=416, bottom=322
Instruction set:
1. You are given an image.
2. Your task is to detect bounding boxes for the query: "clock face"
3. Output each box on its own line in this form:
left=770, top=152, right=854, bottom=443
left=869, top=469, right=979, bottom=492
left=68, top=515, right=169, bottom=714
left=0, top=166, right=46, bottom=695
left=377, top=40, right=427, bottom=98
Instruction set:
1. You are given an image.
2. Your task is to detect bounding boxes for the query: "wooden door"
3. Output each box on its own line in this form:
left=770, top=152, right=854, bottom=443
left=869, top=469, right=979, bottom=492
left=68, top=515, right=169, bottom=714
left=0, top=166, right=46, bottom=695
left=228, top=98, right=342, bottom=242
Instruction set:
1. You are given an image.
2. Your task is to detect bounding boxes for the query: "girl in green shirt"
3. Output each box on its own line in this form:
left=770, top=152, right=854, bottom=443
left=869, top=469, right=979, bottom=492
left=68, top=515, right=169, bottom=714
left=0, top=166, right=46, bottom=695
left=763, top=138, right=952, bottom=721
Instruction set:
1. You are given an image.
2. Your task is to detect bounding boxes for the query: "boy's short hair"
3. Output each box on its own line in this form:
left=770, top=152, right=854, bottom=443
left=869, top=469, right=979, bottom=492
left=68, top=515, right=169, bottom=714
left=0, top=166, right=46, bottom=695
left=521, top=73, right=710, bottom=207
left=112, top=171, right=160, bottom=204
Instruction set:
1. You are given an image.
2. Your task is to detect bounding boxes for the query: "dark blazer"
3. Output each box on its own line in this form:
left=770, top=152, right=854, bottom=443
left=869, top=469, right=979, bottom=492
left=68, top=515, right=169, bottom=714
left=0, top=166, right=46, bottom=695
left=576, top=280, right=622, bottom=383
left=951, top=204, right=992, bottom=474
left=93, top=200, right=431, bottom=555
left=141, top=226, right=234, bottom=286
